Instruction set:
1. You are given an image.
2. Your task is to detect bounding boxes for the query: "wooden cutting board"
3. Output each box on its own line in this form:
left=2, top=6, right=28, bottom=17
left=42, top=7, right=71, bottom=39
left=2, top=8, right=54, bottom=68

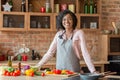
left=46, top=73, right=79, bottom=77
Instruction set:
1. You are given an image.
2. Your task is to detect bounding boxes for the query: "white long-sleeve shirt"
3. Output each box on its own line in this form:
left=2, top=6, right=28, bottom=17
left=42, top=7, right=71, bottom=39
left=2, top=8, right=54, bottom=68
left=37, top=29, right=96, bottom=73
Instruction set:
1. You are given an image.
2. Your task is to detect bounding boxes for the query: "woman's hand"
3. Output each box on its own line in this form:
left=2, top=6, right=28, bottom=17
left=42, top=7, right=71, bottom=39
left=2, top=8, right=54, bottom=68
left=31, top=64, right=41, bottom=71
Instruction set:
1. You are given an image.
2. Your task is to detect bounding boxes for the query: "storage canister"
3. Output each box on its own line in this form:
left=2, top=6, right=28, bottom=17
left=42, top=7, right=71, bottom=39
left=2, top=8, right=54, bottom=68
left=55, top=4, right=60, bottom=13
left=68, top=4, right=75, bottom=13
left=60, top=4, right=67, bottom=11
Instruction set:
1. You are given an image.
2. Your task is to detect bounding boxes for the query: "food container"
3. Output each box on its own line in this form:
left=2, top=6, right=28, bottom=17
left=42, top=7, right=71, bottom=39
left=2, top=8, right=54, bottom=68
left=60, top=4, right=67, bottom=11
left=55, top=4, right=60, bottom=13
left=68, top=4, right=75, bottom=13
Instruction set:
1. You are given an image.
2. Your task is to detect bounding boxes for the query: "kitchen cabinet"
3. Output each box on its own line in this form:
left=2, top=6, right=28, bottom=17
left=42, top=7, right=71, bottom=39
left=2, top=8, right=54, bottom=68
left=101, top=35, right=120, bottom=56
left=27, top=13, right=53, bottom=31
left=0, top=12, right=27, bottom=31
left=0, top=0, right=101, bottom=31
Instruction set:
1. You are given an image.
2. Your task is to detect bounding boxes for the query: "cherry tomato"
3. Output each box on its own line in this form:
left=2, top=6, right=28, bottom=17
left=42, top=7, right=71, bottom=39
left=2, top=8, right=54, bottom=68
left=3, top=70, right=8, bottom=76
left=10, top=72, right=14, bottom=76
left=13, top=72, right=17, bottom=76
left=41, top=72, right=45, bottom=76
left=14, top=70, right=21, bottom=76
left=55, top=69, right=61, bottom=74
left=6, top=72, right=10, bottom=76
left=30, top=72, right=34, bottom=77
left=66, top=70, right=74, bottom=74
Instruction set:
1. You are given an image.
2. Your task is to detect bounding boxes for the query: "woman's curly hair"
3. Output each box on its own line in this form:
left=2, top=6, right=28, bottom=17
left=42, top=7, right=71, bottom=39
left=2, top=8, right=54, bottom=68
left=56, top=10, right=77, bottom=31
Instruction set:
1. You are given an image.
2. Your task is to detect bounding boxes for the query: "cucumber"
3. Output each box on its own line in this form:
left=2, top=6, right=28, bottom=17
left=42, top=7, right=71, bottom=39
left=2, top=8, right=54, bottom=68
left=35, top=71, right=42, bottom=76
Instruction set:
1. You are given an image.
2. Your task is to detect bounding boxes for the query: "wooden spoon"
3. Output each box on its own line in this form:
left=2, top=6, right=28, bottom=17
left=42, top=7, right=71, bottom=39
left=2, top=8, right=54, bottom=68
left=112, top=22, right=117, bottom=29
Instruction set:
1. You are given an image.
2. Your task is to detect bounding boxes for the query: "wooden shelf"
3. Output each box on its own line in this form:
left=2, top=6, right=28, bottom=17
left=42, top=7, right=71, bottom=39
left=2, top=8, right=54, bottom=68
left=0, top=0, right=101, bottom=31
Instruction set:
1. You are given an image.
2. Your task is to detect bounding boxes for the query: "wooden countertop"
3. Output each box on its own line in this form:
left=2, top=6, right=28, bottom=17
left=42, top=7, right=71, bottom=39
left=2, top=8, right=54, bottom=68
left=0, top=60, right=109, bottom=66
left=0, top=75, right=119, bottom=80
left=0, top=75, right=68, bottom=80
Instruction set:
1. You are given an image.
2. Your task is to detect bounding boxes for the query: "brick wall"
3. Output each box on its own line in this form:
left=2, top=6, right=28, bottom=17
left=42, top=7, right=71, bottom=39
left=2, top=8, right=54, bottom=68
left=101, top=0, right=120, bottom=30
left=0, top=0, right=120, bottom=60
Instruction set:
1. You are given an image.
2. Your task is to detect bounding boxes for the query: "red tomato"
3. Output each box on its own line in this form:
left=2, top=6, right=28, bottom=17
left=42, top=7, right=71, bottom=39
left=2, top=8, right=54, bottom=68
left=13, top=72, right=17, bottom=76
left=14, top=70, right=21, bottom=76
left=10, top=72, right=14, bottom=76
left=41, top=72, right=45, bottom=77
left=66, top=70, right=74, bottom=74
left=3, top=70, right=8, bottom=76
left=6, top=72, right=10, bottom=76
left=30, top=72, right=34, bottom=77
left=54, top=69, right=61, bottom=74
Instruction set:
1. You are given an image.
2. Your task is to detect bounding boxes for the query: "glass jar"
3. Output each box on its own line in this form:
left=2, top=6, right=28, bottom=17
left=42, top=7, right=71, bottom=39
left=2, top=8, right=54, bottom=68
left=28, top=4, right=33, bottom=12
left=4, top=16, right=9, bottom=27
left=45, top=0, right=51, bottom=13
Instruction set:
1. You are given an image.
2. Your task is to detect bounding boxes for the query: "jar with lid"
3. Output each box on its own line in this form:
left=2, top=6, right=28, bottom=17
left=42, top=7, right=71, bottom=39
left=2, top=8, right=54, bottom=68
left=28, top=3, right=33, bottom=12
left=45, top=0, right=51, bottom=13
left=3, top=16, right=9, bottom=27
left=37, top=21, right=42, bottom=28
left=44, top=17, right=49, bottom=28
left=21, top=0, right=26, bottom=12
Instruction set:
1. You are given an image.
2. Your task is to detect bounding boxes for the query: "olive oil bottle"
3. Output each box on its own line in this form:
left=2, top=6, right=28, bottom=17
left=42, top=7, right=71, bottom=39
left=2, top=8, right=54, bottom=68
left=89, top=0, right=93, bottom=14
left=84, top=0, right=88, bottom=14
left=8, top=56, right=12, bottom=67
left=8, top=0, right=13, bottom=11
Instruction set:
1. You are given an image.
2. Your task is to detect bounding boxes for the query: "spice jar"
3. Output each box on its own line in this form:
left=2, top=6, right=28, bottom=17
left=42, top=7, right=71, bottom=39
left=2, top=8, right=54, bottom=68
left=60, top=4, right=67, bottom=11
left=55, top=4, right=60, bottom=13
left=45, top=0, right=51, bottom=13
left=68, top=4, right=75, bottom=13
left=22, top=54, right=27, bottom=61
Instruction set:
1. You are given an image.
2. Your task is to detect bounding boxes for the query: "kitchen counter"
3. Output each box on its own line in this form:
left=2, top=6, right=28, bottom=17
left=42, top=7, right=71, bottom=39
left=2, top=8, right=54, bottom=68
left=0, top=76, right=109, bottom=80
left=0, top=60, right=109, bottom=72
left=0, top=75, right=119, bottom=80
left=0, top=60, right=109, bottom=66
left=0, top=75, right=68, bottom=80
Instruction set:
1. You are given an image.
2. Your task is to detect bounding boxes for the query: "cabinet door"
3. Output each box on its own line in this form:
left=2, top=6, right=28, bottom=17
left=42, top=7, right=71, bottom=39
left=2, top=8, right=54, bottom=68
left=79, top=14, right=100, bottom=30
left=28, top=13, right=53, bottom=31
left=0, top=12, right=27, bottom=31
left=78, top=0, right=101, bottom=30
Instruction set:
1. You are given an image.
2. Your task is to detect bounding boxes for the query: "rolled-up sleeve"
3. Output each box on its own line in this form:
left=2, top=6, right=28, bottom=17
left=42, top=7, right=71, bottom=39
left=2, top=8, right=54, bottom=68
left=78, top=30, right=96, bottom=73
left=37, top=32, right=59, bottom=66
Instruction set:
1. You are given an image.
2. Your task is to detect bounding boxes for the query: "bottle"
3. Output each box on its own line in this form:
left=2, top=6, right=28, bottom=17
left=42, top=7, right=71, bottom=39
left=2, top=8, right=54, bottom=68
left=44, top=17, right=49, bottom=28
left=31, top=50, right=36, bottom=60
left=4, top=16, right=9, bottom=27
left=93, top=1, right=97, bottom=14
left=89, top=0, right=93, bottom=14
left=18, top=62, right=21, bottom=71
left=17, top=54, right=22, bottom=61
left=37, top=22, right=41, bottom=28
left=21, top=0, right=26, bottom=12
left=8, top=56, right=12, bottom=67
left=8, top=0, right=13, bottom=11
left=45, top=0, right=51, bottom=13
left=35, top=53, right=41, bottom=60
left=28, top=3, right=33, bottom=12
left=84, top=0, right=88, bottom=14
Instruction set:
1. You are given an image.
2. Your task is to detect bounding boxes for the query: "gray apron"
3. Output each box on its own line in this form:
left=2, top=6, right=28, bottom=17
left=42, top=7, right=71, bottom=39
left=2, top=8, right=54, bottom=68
left=56, top=35, right=80, bottom=73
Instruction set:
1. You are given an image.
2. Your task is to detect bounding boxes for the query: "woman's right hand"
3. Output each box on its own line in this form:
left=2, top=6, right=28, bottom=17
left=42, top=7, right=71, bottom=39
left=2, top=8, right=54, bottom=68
left=31, top=64, right=41, bottom=71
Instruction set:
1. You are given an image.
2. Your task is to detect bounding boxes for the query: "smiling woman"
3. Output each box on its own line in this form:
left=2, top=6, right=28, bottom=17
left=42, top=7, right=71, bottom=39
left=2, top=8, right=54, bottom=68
left=33, top=10, right=97, bottom=74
